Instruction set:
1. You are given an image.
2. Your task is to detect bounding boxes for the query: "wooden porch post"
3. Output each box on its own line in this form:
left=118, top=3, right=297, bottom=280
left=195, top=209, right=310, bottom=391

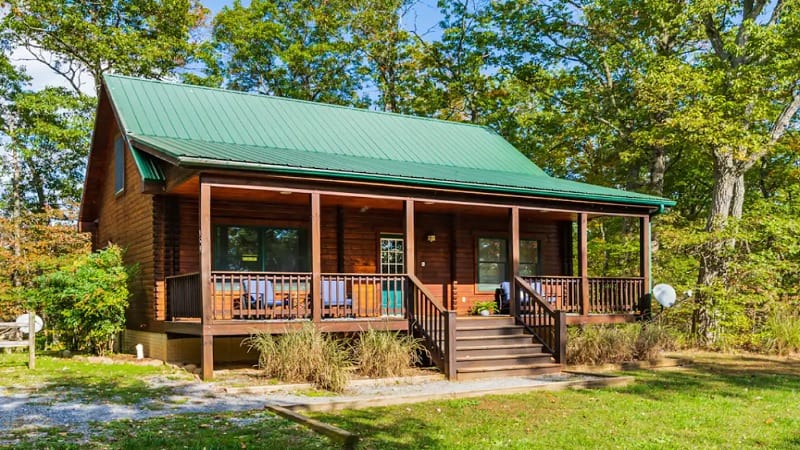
left=578, top=213, right=589, bottom=316
left=311, top=192, right=322, bottom=324
left=449, top=213, right=458, bottom=310
left=404, top=200, right=415, bottom=277
left=509, top=207, right=520, bottom=317
left=640, top=215, right=651, bottom=315
left=199, top=181, right=214, bottom=380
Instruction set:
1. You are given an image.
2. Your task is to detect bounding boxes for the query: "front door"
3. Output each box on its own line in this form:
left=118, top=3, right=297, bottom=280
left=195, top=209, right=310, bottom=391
left=380, top=235, right=404, bottom=313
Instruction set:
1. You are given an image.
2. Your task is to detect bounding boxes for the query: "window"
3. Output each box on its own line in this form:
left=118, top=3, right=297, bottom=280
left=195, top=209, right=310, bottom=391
left=520, top=240, right=541, bottom=276
left=477, top=237, right=507, bottom=291
left=114, top=136, right=125, bottom=194
left=477, top=238, right=541, bottom=290
left=213, top=225, right=309, bottom=272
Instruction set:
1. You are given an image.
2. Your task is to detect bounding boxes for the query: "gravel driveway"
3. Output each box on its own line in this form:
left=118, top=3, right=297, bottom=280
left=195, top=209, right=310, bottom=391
left=1, top=369, right=598, bottom=443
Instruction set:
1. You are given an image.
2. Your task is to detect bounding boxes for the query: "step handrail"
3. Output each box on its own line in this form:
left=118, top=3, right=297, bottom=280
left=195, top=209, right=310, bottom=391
left=514, top=276, right=566, bottom=363
left=407, top=274, right=457, bottom=380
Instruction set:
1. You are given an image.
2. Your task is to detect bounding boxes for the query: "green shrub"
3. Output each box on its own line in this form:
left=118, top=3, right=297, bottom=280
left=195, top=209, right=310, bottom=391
left=244, top=324, right=350, bottom=392
left=352, top=329, right=426, bottom=378
left=763, top=306, right=800, bottom=356
left=567, top=323, right=675, bottom=365
left=469, top=301, right=497, bottom=315
left=34, top=244, right=132, bottom=356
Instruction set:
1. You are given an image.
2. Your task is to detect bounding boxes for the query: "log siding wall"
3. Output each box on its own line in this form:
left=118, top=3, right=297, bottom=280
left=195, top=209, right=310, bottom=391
left=93, top=120, right=162, bottom=332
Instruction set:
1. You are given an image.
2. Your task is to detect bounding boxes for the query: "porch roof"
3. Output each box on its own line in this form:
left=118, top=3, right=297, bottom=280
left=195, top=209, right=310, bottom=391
left=103, top=75, right=675, bottom=209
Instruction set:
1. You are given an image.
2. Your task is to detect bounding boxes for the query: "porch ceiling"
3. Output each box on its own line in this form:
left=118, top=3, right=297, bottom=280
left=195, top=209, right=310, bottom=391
left=172, top=175, right=597, bottom=220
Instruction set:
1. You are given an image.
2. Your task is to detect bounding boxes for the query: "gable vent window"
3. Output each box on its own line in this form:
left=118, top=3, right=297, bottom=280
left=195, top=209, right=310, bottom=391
left=114, top=136, right=125, bottom=194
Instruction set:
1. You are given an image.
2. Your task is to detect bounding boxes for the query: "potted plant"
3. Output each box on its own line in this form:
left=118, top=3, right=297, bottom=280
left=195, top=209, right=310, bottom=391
left=470, top=301, right=498, bottom=316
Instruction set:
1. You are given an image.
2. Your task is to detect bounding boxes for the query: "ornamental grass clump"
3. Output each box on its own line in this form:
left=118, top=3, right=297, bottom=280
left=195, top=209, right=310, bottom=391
left=567, top=323, right=675, bottom=365
left=763, top=306, right=800, bottom=356
left=352, top=329, right=426, bottom=378
left=244, top=324, right=350, bottom=392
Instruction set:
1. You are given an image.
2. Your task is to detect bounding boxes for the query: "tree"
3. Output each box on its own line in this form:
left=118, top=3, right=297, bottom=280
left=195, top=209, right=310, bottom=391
left=3, top=0, right=208, bottom=95
left=404, top=0, right=500, bottom=122
left=489, top=0, right=700, bottom=193
left=350, top=0, right=418, bottom=112
left=0, top=211, right=89, bottom=320
left=680, top=0, right=800, bottom=340
left=1, top=88, right=94, bottom=212
left=212, top=0, right=367, bottom=106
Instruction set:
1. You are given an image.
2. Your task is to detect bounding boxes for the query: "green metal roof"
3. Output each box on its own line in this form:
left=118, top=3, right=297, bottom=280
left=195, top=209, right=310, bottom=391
left=129, top=147, right=166, bottom=183
left=104, top=75, right=675, bottom=208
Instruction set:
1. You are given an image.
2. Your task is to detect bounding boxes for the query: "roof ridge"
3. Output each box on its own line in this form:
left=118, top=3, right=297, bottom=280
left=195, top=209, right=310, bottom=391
left=103, top=74, right=499, bottom=132
left=130, top=133, right=547, bottom=177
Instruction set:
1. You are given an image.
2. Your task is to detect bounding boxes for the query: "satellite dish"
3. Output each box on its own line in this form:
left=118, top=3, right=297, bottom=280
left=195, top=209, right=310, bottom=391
left=15, top=313, right=43, bottom=335
left=653, top=284, right=677, bottom=308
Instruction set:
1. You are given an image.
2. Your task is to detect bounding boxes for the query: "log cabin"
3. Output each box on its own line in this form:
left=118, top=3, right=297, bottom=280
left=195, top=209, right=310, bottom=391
left=79, top=75, right=675, bottom=380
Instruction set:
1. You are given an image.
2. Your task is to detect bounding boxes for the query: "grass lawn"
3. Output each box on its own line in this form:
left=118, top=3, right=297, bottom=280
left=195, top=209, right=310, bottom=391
left=0, top=352, right=183, bottom=404
left=312, top=352, right=800, bottom=450
left=1, top=351, right=798, bottom=449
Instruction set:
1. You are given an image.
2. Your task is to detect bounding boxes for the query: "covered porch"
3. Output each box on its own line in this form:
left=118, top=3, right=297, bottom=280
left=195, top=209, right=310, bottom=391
left=161, top=174, right=653, bottom=378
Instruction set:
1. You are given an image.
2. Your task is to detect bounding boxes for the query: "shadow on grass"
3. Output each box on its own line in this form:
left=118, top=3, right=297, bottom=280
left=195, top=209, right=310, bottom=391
left=315, top=410, right=443, bottom=450
left=613, top=353, right=800, bottom=403
left=41, top=374, right=173, bottom=404
left=0, top=352, right=175, bottom=404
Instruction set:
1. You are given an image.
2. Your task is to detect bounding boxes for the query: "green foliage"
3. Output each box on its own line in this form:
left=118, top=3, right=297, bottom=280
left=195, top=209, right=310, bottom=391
left=352, top=329, right=425, bottom=378
left=0, top=210, right=89, bottom=320
left=35, top=245, right=132, bottom=356
left=212, top=0, right=367, bottom=106
left=763, top=304, right=800, bottom=356
left=2, top=0, right=208, bottom=93
left=1, top=88, right=94, bottom=212
left=244, top=324, right=350, bottom=392
left=567, top=323, right=675, bottom=365
left=469, top=301, right=497, bottom=315
left=586, top=217, right=641, bottom=277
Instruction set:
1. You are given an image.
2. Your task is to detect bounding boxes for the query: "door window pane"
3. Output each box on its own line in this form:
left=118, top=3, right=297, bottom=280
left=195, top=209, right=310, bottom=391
left=380, top=236, right=404, bottom=274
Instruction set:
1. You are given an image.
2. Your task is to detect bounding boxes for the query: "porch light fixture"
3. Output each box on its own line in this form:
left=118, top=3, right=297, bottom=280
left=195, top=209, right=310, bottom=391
left=426, top=233, right=436, bottom=243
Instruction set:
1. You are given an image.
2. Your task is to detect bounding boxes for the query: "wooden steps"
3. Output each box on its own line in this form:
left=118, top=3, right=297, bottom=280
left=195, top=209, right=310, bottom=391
left=454, top=316, right=560, bottom=380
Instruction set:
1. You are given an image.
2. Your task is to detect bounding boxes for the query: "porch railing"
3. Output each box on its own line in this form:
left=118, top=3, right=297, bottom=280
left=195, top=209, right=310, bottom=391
left=522, top=275, right=645, bottom=315
left=166, top=272, right=201, bottom=319
left=521, top=276, right=581, bottom=313
left=514, top=276, right=566, bottom=363
left=407, top=274, right=456, bottom=380
left=211, top=271, right=312, bottom=320
left=589, top=277, right=645, bottom=314
left=320, top=273, right=406, bottom=318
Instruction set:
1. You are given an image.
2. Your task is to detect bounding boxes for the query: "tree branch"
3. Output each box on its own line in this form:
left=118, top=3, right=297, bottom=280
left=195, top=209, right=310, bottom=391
left=703, top=14, right=730, bottom=64
left=769, top=91, right=800, bottom=145
left=768, top=0, right=785, bottom=26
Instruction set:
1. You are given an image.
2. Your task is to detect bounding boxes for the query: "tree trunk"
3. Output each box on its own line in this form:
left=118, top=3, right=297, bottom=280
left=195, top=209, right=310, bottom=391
left=730, top=173, right=745, bottom=219
left=694, top=153, right=739, bottom=344
left=649, top=145, right=666, bottom=196
left=705, top=155, right=738, bottom=231
left=25, top=155, right=48, bottom=212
